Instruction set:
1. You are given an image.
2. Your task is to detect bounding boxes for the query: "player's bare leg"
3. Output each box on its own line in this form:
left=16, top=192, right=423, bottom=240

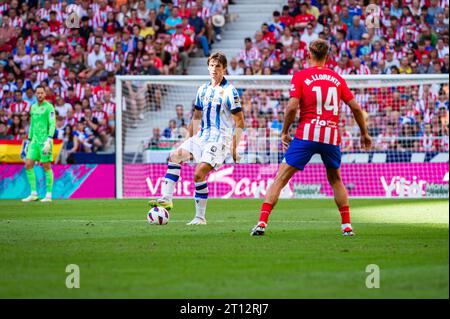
left=251, top=163, right=298, bottom=235
left=187, top=162, right=214, bottom=225
left=40, top=162, right=53, bottom=202
left=326, top=168, right=353, bottom=236
left=148, top=148, right=192, bottom=210
left=22, top=159, right=38, bottom=202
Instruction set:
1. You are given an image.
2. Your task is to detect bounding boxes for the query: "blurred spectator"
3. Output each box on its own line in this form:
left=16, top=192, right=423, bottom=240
left=280, top=26, right=294, bottom=47
left=148, top=127, right=161, bottom=148
left=209, top=0, right=224, bottom=42
left=280, top=47, right=295, bottom=74
left=7, top=114, right=23, bottom=140
left=300, top=23, right=318, bottom=46
left=60, top=125, right=79, bottom=164
left=269, top=10, right=285, bottom=39
left=270, top=111, right=284, bottom=133
left=238, top=37, right=261, bottom=68
left=398, top=123, right=416, bottom=151
left=165, top=6, right=182, bottom=35
left=173, top=104, right=188, bottom=127
left=376, top=124, right=398, bottom=151
left=162, top=118, right=188, bottom=139
left=171, top=23, right=192, bottom=74
left=347, top=15, right=366, bottom=41
left=418, top=54, right=435, bottom=74
left=384, top=51, right=400, bottom=74
left=54, top=115, right=65, bottom=140
left=0, top=121, right=10, bottom=139
left=163, top=119, right=177, bottom=138
left=294, top=2, right=315, bottom=31
left=137, top=53, right=161, bottom=75
left=73, top=120, right=93, bottom=153
left=227, top=57, right=244, bottom=75
left=188, top=7, right=209, bottom=57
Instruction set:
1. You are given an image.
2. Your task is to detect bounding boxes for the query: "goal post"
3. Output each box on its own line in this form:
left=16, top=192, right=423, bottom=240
left=115, top=74, right=449, bottom=199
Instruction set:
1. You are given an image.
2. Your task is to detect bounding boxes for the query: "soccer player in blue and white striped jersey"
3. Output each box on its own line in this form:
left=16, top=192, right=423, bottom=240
left=149, top=52, right=245, bottom=225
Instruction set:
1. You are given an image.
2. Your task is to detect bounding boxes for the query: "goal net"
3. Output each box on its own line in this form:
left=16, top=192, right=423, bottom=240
left=115, top=75, right=449, bottom=199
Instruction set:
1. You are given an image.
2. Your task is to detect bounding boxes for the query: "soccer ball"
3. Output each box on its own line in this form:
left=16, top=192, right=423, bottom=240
left=147, top=206, right=170, bottom=225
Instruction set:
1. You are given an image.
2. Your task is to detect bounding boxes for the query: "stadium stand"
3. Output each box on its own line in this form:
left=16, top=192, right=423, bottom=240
left=144, top=0, right=449, bottom=158
left=0, top=0, right=231, bottom=163
left=230, top=0, right=449, bottom=153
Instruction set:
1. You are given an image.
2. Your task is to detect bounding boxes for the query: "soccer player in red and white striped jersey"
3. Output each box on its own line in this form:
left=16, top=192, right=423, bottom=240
left=251, top=39, right=372, bottom=237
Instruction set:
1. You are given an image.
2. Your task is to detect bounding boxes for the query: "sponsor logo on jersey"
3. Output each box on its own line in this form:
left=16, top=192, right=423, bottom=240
left=203, top=97, right=222, bottom=105
left=310, top=116, right=337, bottom=128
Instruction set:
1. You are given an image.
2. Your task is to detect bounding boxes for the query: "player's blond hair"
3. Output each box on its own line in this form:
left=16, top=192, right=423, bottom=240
left=309, top=39, right=330, bottom=62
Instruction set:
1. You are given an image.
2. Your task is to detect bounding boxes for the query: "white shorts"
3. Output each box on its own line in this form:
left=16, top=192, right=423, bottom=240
left=178, top=135, right=229, bottom=170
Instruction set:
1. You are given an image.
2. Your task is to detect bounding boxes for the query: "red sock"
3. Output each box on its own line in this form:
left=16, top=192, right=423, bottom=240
left=339, top=206, right=351, bottom=224
left=259, top=203, right=273, bottom=225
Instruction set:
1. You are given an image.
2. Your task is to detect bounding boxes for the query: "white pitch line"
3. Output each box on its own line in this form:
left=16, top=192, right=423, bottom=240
left=2, top=219, right=446, bottom=225
left=4, top=219, right=332, bottom=224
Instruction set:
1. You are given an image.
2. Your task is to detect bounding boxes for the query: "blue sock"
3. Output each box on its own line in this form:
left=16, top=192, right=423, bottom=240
left=161, top=162, right=181, bottom=200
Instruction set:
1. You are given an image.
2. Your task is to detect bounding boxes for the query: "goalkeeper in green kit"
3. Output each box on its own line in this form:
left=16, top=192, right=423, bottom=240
left=21, top=86, right=56, bottom=202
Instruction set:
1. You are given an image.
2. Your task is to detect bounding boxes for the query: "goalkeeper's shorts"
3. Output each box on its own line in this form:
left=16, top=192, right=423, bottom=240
left=26, top=141, right=53, bottom=163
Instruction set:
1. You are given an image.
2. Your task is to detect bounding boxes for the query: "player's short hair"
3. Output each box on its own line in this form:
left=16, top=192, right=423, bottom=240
left=207, top=51, right=227, bottom=69
left=309, top=39, right=330, bottom=62
left=35, top=85, right=45, bottom=91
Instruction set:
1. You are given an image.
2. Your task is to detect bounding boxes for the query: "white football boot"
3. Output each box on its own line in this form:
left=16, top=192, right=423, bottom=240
left=40, top=192, right=52, bottom=202
left=186, top=217, right=207, bottom=225
left=341, top=223, right=354, bottom=236
left=21, top=194, right=38, bottom=202
left=250, top=222, right=267, bottom=236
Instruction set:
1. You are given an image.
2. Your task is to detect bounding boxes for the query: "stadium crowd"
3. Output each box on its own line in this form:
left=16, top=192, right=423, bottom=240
left=225, top=0, right=449, bottom=154
left=231, top=0, right=449, bottom=76
left=150, top=0, right=449, bottom=156
left=0, top=0, right=228, bottom=161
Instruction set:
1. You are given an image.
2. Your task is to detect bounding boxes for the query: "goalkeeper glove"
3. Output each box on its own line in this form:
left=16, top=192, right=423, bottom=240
left=42, top=137, right=52, bottom=155
left=20, top=139, right=30, bottom=160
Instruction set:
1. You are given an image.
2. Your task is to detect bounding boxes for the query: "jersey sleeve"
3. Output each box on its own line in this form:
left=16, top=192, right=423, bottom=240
left=225, top=86, right=242, bottom=114
left=289, top=72, right=301, bottom=99
left=194, top=85, right=204, bottom=111
left=47, top=103, right=56, bottom=138
left=27, top=105, right=34, bottom=141
left=341, top=79, right=354, bottom=104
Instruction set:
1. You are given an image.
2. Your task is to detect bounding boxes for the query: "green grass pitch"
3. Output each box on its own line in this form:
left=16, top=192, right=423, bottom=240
left=0, top=198, right=448, bottom=298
